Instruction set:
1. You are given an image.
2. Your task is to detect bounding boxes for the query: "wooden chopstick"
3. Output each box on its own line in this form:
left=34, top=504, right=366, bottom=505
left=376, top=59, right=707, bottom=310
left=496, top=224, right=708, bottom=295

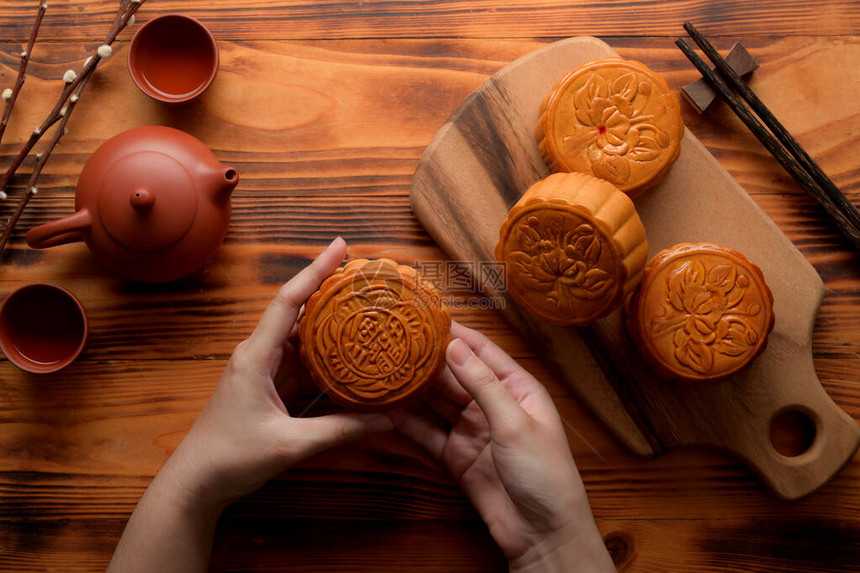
left=683, top=22, right=858, bottom=215
left=675, top=30, right=860, bottom=250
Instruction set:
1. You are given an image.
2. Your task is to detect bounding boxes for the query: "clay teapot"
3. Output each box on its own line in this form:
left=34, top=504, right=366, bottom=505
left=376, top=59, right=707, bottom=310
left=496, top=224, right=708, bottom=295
left=27, top=126, right=238, bottom=283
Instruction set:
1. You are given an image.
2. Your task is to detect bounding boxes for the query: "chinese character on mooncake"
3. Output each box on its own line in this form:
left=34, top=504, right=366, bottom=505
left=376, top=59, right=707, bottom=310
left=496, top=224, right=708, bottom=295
left=626, top=243, right=775, bottom=382
left=495, top=172, right=648, bottom=326
left=537, top=58, right=684, bottom=199
left=298, top=258, right=451, bottom=410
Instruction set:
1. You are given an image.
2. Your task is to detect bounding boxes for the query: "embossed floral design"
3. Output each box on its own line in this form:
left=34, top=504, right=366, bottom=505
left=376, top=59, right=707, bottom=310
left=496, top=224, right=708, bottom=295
left=651, top=260, right=761, bottom=374
left=564, top=72, right=670, bottom=185
left=316, top=284, right=437, bottom=400
left=510, top=215, right=613, bottom=309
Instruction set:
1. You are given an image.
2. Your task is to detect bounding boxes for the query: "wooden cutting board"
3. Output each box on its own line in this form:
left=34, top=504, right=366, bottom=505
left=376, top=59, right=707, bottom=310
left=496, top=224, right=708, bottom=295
left=410, top=36, right=860, bottom=500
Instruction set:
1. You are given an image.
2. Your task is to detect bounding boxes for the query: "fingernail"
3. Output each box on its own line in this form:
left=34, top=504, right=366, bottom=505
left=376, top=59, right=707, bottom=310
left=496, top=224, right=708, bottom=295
left=447, top=338, right=473, bottom=367
left=324, top=236, right=342, bottom=252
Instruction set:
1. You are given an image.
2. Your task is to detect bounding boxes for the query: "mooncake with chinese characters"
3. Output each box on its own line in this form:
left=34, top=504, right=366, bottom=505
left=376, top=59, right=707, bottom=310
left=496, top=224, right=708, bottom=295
left=537, top=58, right=684, bottom=199
left=495, top=172, right=648, bottom=326
left=626, top=243, right=775, bottom=382
left=298, top=258, right=451, bottom=410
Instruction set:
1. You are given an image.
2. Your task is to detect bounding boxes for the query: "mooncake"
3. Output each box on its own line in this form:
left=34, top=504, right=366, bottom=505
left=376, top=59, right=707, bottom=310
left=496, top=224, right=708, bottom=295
left=298, top=258, right=451, bottom=410
left=495, top=172, right=648, bottom=326
left=537, top=57, right=684, bottom=199
left=626, top=243, right=775, bottom=382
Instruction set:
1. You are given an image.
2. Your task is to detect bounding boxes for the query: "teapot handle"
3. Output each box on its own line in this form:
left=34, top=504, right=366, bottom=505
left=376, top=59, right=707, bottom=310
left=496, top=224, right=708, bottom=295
left=26, top=209, right=92, bottom=249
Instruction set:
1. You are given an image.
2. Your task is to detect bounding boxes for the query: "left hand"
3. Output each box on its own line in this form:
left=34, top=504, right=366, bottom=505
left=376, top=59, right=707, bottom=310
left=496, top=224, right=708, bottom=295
left=159, top=237, right=394, bottom=510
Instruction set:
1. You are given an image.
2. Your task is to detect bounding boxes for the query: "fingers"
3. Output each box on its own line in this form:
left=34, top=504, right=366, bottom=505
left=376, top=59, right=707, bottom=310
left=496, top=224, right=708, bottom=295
left=446, top=338, right=528, bottom=437
left=421, top=391, right=463, bottom=425
left=450, top=321, right=553, bottom=411
left=245, top=237, right=347, bottom=365
left=387, top=409, right=447, bottom=460
left=435, top=366, right=473, bottom=407
left=450, top=321, right=524, bottom=380
left=272, top=345, right=300, bottom=402
left=290, top=412, right=392, bottom=461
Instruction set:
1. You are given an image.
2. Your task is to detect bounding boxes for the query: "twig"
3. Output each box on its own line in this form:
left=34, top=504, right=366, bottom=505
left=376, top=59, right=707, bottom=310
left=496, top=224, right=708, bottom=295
left=0, top=83, right=85, bottom=255
left=0, top=1, right=47, bottom=148
left=0, top=0, right=146, bottom=256
left=0, top=0, right=144, bottom=195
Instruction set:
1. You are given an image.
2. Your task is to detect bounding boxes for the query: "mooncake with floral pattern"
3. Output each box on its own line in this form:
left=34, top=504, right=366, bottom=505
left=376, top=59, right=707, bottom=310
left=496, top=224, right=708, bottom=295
left=626, top=243, right=775, bottom=382
left=495, top=172, right=648, bottom=326
left=537, top=58, right=684, bottom=199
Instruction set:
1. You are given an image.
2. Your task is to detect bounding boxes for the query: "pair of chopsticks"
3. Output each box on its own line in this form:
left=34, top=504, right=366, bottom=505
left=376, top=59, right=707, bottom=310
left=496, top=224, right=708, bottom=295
left=676, top=22, right=860, bottom=250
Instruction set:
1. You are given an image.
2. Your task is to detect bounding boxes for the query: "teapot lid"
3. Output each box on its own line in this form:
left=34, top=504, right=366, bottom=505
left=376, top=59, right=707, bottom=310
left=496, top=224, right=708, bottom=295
left=98, top=151, right=198, bottom=251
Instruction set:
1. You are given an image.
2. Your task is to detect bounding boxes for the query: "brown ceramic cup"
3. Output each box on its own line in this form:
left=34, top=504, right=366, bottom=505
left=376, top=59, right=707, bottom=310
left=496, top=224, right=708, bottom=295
left=0, top=284, right=88, bottom=374
left=128, top=14, right=219, bottom=104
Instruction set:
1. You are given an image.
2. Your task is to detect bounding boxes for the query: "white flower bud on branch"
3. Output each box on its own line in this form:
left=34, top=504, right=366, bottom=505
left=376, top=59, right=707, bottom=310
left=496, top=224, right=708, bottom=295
left=0, top=0, right=149, bottom=258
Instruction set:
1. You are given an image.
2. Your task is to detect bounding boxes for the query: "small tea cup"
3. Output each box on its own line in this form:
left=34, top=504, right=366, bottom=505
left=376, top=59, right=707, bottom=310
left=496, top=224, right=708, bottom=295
left=128, top=14, right=219, bottom=104
left=0, top=284, right=88, bottom=374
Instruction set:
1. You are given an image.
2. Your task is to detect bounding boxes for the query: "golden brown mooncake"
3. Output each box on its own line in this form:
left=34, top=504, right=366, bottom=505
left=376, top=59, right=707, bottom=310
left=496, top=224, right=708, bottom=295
left=495, top=172, right=648, bottom=326
left=537, top=57, right=684, bottom=199
left=626, top=243, right=775, bottom=383
left=298, top=258, right=451, bottom=410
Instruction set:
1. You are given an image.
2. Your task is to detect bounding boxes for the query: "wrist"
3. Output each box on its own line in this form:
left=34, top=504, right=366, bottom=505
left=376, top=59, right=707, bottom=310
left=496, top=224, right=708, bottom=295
left=155, top=450, right=231, bottom=519
left=508, top=526, right=616, bottom=573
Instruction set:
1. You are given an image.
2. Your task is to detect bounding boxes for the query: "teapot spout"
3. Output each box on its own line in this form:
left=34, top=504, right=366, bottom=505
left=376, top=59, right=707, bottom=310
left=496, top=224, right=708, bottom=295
left=205, top=164, right=239, bottom=202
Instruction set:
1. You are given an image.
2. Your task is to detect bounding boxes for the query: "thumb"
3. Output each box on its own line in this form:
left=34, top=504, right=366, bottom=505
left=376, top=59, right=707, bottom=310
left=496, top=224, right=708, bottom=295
left=288, top=413, right=393, bottom=461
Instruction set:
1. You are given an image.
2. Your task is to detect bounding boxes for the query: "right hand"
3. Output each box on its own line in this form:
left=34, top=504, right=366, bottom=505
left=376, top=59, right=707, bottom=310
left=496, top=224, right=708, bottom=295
left=390, top=322, right=615, bottom=572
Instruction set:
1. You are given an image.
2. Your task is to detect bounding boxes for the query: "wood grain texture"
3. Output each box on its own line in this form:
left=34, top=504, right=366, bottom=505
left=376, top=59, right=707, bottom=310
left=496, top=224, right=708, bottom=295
left=0, top=1, right=858, bottom=571
left=0, top=1, right=857, bottom=41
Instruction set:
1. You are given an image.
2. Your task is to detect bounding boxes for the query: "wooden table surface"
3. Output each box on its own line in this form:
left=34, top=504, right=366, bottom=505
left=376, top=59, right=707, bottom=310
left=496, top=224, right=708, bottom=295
left=0, top=1, right=858, bottom=571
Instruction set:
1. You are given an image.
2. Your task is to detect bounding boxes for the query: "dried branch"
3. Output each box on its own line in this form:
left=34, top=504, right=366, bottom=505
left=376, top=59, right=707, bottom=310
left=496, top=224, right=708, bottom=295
left=0, top=0, right=146, bottom=256
left=0, top=2, right=47, bottom=146
left=0, top=0, right=144, bottom=195
left=0, top=83, right=85, bottom=254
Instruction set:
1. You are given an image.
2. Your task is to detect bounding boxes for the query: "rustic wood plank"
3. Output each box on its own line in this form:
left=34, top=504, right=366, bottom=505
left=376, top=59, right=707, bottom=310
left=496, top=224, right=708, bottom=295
left=3, top=516, right=858, bottom=572
left=0, top=0, right=857, bottom=42
left=0, top=239, right=856, bottom=366
left=0, top=23, right=857, bottom=573
left=0, top=37, right=855, bottom=253
left=1, top=358, right=859, bottom=525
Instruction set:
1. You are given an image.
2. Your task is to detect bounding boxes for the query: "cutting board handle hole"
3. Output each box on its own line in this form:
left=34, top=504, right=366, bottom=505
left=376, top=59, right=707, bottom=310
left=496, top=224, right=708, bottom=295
left=769, top=408, right=818, bottom=458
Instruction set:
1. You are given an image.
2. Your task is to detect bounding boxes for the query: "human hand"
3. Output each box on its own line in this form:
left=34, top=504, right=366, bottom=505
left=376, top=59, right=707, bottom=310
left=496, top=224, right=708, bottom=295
left=160, top=237, right=394, bottom=510
left=390, top=322, right=615, bottom=573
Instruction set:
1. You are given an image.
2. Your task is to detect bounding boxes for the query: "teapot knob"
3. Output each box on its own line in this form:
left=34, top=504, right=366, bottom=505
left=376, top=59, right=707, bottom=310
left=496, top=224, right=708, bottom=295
left=130, top=187, right=155, bottom=213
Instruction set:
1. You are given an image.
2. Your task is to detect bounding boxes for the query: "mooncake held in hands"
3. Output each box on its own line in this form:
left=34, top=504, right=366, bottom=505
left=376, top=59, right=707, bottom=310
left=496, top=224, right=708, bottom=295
left=495, top=172, right=649, bottom=326
left=537, top=57, right=684, bottom=199
left=626, top=243, right=775, bottom=383
left=298, top=258, right=451, bottom=410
